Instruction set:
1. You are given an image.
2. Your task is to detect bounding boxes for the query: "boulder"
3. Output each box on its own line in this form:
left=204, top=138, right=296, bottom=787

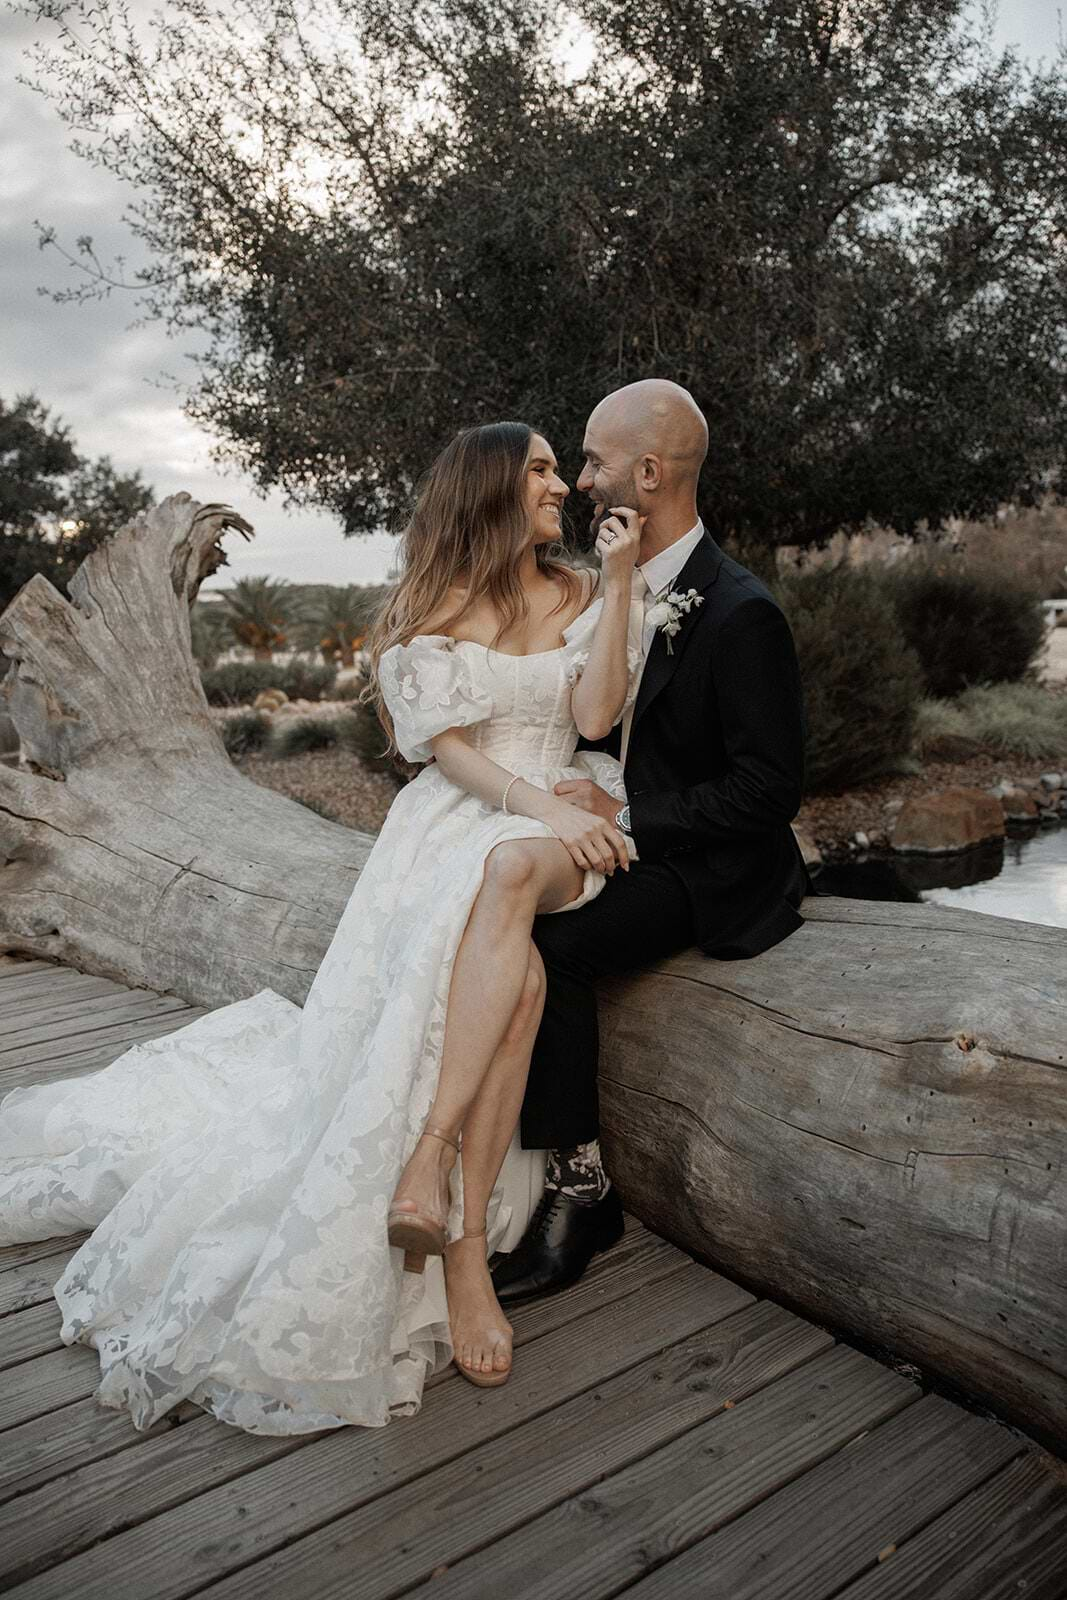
left=1039, top=772, right=1063, bottom=790
left=253, top=688, right=288, bottom=712
left=921, top=732, right=983, bottom=762
left=999, top=788, right=1039, bottom=822
left=891, top=787, right=1005, bottom=855
left=791, top=824, right=822, bottom=869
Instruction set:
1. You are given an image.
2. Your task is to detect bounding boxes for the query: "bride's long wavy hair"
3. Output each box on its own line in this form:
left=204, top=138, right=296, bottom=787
left=365, top=421, right=582, bottom=749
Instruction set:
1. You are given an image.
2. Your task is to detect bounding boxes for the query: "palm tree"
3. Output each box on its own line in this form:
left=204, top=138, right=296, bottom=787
left=217, top=576, right=295, bottom=660
left=189, top=599, right=233, bottom=668
left=294, top=584, right=383, bottom=669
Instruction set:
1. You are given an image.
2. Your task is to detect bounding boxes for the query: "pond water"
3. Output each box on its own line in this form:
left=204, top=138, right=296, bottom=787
left=813, top=823, right=1067, bottom=931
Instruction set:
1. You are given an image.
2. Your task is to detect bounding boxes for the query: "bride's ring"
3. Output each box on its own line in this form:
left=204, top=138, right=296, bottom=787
left=603, top=531, right=616, bottom=543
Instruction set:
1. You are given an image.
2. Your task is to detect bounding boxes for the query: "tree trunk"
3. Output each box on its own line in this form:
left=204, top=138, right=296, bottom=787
left=1, top=494, right=1064, bottom=1449
left=0, top=495, right=375, bottom=1004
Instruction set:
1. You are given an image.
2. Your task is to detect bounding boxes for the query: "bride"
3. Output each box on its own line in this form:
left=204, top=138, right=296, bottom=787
left=0, top=420, right=644, bottom=1434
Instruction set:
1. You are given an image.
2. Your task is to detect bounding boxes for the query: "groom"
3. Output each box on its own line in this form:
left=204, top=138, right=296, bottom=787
left=491, top=378, right=810, bottom=1303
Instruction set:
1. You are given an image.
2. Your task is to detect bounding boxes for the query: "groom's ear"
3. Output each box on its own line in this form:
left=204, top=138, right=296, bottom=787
left=638, top=454, right=663, bottom=490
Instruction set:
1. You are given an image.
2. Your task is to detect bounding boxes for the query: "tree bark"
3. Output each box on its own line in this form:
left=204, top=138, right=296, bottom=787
left=0, top=495, right=374, bottom=1004
left=1, top=494, right=1064, bottom=1448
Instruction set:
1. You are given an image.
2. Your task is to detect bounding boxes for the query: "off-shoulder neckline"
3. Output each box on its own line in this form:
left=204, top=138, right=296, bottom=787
left=456, top=640, right=566, bottom=660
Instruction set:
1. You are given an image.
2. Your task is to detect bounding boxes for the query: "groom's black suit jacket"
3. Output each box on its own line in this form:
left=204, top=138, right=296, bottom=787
left=582, top=530, right=810, bottom=957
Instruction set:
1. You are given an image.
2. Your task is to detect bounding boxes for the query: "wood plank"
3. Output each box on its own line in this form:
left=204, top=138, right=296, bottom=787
left=0, top=1223, right=684, bottom=1502
left=0, top=1344, right=102, bottom=1433
left=0, top=970, right=122, bottom=1008
left=0, top=974, right=134, bottom=1020
left=0, top=1396, right=198, bottom=1505
left=0, top=959, right=57, bottom=978
left=0, top=984, right=183, bottom=1035
left=1, top=994, right=199, bottom=1057
left=0, top=1009, right=208, bottom=1088
left=0, top=1235, right=87, bottom=1276
left=618, top=1394, right=1024, bottom=1600
left=0, top=1249, right=79, bottom=1317
left=192, top=1331, right=894, bottom=1600
left=391, top=1340, right=917, bottom=1600
left=5, top=1264, right=755, bottom=1599
left=0, top=1301, right=62, bottom=1371
left=834, top=1450, right=1067, bottom=1600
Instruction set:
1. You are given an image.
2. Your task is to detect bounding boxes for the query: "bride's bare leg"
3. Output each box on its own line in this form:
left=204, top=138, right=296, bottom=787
left=446, top=942, right=546, bottom=1376
left=390, top=840, right=581, bottom=1246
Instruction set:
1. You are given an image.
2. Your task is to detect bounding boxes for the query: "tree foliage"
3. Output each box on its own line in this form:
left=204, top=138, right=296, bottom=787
left=0, top=395, right=154, bottom=613
left=26, top=0, right=1067, bottom=547
left=292, top=583, right=387, bottom=665
left=217, top=576, right=299, bottom=659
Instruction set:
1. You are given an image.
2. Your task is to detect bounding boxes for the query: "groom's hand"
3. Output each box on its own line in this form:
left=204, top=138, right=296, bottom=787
left=553, top=779, right=619, bottom=826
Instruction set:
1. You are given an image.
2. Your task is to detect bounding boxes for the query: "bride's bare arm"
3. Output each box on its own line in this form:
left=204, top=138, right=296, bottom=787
left=569, top=507, right=642, bottom=740
left=429, top=730, right=630, bottom=873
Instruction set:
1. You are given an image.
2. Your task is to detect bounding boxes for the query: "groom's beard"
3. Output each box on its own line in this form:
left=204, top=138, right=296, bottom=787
left=588, top=473, right=639, bottom=542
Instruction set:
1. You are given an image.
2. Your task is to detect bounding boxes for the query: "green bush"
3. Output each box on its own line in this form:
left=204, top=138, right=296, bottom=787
left=271, top=716, right=344, bottom=758
left=884, top=562, right=1045, bottom=699
left=775, top=566, right=924, bottom=792
left=200, top=660, right=337, bottom=706
left=221, top=710, right=271, bottom=756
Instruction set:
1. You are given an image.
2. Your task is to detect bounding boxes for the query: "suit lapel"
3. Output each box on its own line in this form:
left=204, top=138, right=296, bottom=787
left=630, top=531, right=725, bottom=736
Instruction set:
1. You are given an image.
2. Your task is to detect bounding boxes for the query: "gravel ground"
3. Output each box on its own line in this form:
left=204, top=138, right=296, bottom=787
left=239, top=746, right=1067, bottom=854
left=229, top=698, right=1067, bottom=854
left=235, top=747, right=401, bottom=833
left=797, top=754, right=1067, bottom=856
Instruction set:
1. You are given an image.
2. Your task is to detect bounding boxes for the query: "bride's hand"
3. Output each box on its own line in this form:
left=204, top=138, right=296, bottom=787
left=546, top=800, right=630, bottom=875
left=595, top=506, right=644, bottom=584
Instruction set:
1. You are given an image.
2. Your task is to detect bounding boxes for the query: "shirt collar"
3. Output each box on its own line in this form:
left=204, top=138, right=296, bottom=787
left=638, top=520, right=704, bottom=598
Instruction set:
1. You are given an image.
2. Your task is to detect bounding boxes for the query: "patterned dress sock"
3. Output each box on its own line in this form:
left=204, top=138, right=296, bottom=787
left=545, top=1140, right=611, bottom=1205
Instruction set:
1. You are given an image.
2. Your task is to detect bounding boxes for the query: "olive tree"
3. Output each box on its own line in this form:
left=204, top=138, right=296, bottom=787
left=24, top=0, right=1067, bottom=547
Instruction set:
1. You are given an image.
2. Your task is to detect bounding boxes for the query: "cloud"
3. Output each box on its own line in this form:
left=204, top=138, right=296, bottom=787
left=1, top=3, right=1058, bottom=593
left=0, top=9, right=398, bottom=587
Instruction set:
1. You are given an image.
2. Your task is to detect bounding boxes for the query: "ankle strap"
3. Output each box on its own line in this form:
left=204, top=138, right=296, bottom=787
left=461, top=1224, right=487, bottom=1238
left=421, top=1125, right=460, bottom=1154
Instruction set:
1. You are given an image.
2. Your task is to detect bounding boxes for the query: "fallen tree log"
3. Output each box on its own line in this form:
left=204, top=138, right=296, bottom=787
left=0, top=496, right=375, bottom=1005
left=1, top=495, right=1064, bottom=1449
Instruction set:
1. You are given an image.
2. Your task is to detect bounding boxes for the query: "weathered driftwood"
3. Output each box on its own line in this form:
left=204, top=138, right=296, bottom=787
left=1, top=495, right=1064, bottom=1449
left=597, top=902, right=1066, bottom=1451
left=0, top=496, right=375, bottom=1004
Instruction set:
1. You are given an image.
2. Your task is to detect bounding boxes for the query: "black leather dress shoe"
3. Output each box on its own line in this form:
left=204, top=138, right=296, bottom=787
left=490, top=1185, right=625, bottom=1305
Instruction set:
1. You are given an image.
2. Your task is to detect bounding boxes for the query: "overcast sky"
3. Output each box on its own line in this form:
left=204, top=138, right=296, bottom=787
left=1, top=2, right=1062, bottom=590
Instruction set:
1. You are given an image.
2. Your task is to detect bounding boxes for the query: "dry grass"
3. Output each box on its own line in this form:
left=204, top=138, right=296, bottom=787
left=915, top=684, right=1067, bottom=762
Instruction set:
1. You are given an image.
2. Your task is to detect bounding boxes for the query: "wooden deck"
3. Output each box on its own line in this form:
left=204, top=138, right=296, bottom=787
left=2, top=955, right=1066, bottom=1599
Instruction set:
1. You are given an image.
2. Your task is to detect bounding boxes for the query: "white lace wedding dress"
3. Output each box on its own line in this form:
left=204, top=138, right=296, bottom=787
left=0, top=596, right=642, bottom=1435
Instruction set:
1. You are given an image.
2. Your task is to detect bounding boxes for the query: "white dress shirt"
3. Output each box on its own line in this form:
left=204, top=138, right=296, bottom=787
left=618, top=519, right=704, bottom=769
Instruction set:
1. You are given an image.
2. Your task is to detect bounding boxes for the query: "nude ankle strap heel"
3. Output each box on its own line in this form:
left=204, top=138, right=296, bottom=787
left=388, top=1124, right=462, bottom=1272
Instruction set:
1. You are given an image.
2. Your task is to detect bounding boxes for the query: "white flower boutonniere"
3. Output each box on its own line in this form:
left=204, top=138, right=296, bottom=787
left=646, top=588, right=704, bottom=654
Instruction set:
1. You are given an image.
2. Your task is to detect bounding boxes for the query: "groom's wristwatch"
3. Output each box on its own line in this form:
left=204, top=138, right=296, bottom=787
left=615, top=805, right=632, bottom=834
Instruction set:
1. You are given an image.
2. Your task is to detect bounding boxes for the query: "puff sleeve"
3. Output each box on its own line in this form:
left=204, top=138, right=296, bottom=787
left=560, top=591, right=646, bottom=720
left=378, top=635, right=494, bottom=764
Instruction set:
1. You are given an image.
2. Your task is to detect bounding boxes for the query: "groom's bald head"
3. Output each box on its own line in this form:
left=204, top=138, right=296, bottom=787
left=578, top=380, right=708, bottom=545
left=587, top=380, right=708, bottom=483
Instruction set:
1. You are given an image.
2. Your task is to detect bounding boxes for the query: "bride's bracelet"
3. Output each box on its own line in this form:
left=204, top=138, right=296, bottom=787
left=501, top=775, right=520, bottom=815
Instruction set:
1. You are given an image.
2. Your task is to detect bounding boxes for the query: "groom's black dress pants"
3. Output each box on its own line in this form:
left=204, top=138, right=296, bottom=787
left=521, top=860, right=696, bottom=1150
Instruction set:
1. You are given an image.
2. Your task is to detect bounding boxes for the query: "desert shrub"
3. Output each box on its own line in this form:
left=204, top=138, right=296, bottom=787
left=271, top=716, right=343, bottom=758
left=916, top=684, right=1067, bottom=761
left=883, top=561, right=1045, bottom=699
left=221, top=710, right=271, bottom=756
left=774, top=566, right=923, bottom=792
left=333, top=673, right=365, bottom=701
left=335, top=700, right=411, bottom=785
left=957, top=503, right=1067, bottom=600
left=200, top=660, right=337, bottom=706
